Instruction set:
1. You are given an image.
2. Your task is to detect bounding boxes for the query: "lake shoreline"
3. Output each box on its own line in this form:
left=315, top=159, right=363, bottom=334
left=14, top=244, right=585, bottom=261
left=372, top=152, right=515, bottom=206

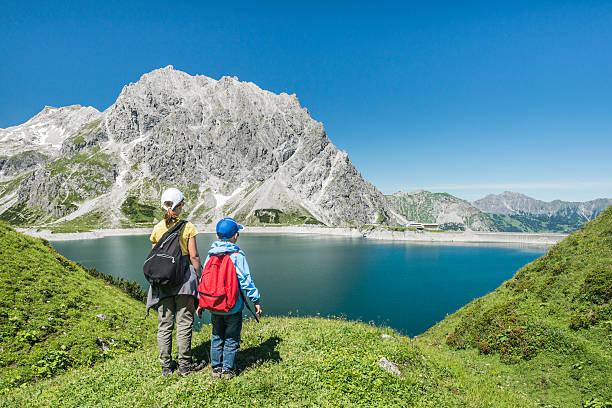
left=18, top=225, right=566, bottom=246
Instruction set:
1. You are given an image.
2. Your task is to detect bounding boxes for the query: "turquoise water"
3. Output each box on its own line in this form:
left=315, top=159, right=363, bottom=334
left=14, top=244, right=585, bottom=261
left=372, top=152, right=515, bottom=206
left=51, top=233, right=546, bottom=336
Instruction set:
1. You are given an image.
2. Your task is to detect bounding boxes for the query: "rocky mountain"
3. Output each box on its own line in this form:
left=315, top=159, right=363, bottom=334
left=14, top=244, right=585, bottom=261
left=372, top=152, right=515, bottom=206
left=0, top=66, right=406, bottom=228
left=473, top=191, right=612, bottom=233
left=0, top=105, right=102, bottom=157
left=473, top=191, right=612, bottom=218
left=386, top=190, right=498, bottom=231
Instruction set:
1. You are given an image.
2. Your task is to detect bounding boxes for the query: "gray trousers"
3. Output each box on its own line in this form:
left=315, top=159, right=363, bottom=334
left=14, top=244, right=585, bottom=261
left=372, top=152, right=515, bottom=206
left=157, top=294, right=195, bottom=368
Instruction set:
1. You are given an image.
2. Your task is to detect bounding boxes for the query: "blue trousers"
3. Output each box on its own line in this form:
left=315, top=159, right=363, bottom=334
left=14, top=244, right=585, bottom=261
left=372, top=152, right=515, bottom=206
left=210, top=312, right=242, bottom=370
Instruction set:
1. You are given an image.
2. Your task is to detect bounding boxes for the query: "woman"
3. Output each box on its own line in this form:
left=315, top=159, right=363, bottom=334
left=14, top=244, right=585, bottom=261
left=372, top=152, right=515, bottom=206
left=146, top=187, right=205, bottom=377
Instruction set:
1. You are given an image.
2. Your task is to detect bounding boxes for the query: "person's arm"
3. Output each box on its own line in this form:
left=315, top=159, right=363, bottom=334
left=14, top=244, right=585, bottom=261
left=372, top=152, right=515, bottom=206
left=233, top=253, right=262, bottom=317
left=150, top=229, right=157, bottom=249
left=188, top=236, right=200, bottom=277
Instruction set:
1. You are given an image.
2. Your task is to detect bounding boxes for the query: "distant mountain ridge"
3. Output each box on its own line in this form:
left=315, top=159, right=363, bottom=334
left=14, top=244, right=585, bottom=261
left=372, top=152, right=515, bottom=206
left=384, top=190, right=611, bottom=233
left=473, top=191, right=612, bottom=218
left=473, top=191, right=612, bottom=233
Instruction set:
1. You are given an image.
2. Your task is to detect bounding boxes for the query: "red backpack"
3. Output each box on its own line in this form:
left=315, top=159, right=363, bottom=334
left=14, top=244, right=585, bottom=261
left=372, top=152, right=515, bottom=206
left=198, top=252, right=240, bottom=312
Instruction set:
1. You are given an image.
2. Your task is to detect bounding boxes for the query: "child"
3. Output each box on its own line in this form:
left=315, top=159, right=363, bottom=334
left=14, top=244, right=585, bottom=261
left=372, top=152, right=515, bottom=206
left=197, top=217, right=262, bottom=379
left=146, top=187, right=205, bottom=377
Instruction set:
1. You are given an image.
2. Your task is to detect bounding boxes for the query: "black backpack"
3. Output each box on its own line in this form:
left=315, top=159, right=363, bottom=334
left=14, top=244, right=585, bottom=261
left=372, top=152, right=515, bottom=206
left=143, top=220, right=189, bottom=287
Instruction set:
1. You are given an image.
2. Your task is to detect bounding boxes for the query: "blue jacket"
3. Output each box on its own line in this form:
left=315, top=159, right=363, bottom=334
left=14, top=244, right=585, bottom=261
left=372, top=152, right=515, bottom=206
left=204, top=240, right=260, bottom=315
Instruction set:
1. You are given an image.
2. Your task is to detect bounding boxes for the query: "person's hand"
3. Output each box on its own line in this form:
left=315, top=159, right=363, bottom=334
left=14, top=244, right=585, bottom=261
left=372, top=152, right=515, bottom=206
left=254, top=303, right=262, bottom=317
left=196, top=307, right=203, bottom=318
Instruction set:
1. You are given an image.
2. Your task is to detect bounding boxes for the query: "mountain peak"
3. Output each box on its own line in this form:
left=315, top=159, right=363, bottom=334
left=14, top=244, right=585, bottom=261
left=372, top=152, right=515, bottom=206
left=500, top=191, right=531, bottom=199
left=0, top=67, right=399, bottom=227
left=32, top=104, right=98, bottom=119
left=0, top=105, right=102, bottom=154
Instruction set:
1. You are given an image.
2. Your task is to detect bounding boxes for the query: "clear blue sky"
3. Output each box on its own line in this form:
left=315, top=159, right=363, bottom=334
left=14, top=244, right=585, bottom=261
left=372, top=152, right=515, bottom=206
left=1, top=1, right=611, bottom=202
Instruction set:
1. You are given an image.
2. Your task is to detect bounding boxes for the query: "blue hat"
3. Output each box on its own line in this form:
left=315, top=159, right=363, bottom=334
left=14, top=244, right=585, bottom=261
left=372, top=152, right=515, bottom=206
left=216, top=217, right=243, bottom=239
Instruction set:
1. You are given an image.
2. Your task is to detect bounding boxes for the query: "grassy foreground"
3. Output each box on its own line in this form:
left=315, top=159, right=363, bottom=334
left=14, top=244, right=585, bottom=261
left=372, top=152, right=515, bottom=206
left=0, top=205, right=610, bottom=407
left=1, top=317, right=532, bottom=408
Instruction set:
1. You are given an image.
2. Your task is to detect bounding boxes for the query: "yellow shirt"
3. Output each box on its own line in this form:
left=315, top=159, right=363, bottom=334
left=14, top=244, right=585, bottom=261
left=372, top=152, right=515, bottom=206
left=150, top=219, right=198, bottom=256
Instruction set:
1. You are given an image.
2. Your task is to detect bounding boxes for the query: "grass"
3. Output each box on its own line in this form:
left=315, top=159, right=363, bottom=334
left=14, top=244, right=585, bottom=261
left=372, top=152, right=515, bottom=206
left=491, top=213, right=590, bottom=233
left=1, top=207, right=611, bottom=406
left=66, top=119, right=102, bottom=146
left=120, top=196, right=157, bottom=224
left=47, top=211, right=109, bottom=233
left=247, top=208, right=323, bottom=226
left=0, top=203, right=50, bottom=226
left=421, top=206, right=612, bottom=406
left=0, top=222, right=156, bottom=392
left=0, top=316, right=533, bottom=408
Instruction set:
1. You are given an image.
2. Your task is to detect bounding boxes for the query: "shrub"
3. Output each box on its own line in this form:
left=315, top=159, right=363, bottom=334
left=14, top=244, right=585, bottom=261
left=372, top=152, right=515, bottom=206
left=439, top=222, right=466, bottom=231
left=580, top=266, right=612, bottom=305
left=31, top=349, right=72, bottom=378
left=570, top=309, right=600, bottom=330
left=16, top=330, right=39, bottom=346
left=120, top=196, right=156, bottom=223
left=51, top=249, right=146, bottom=302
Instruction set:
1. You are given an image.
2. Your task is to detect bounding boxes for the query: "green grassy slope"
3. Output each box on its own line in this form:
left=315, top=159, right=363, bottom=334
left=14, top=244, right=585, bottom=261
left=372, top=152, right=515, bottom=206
left=0, top=222, right=156, bottom=392
left=1, top=207, right=610, bottom=407
left=387, top=190, right=498, bottom=231
left=1, top=317, right=534, bottom=408
left=421, top=206, right=612, bottom=407
left=0, top=224, right=529, bottom=407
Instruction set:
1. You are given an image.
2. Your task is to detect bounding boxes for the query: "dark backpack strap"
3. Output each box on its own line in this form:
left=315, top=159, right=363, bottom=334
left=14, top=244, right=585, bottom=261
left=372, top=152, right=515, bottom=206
left=152, top=220, right=188, bottom=251
left=239, top=289, right=259, bottom=323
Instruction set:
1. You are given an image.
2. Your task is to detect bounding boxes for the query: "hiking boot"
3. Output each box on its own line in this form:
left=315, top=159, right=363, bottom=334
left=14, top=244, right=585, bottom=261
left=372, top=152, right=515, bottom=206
left=178, top=360, right=206, bottom=377
left=220, top=368, right=235, bottom=380
left=161, top=360, right=178, bottom=376
left=211, top=367, right=223, bottom=379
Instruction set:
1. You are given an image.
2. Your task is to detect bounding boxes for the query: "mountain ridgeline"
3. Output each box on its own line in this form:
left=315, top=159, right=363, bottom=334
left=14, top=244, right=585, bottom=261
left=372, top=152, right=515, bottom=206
left=473, top=191, right=612, bottom=233
left=0, top=66, right=402, bottom=229
left=0, top=67, right=609, bottom=233
left=386, top=190, right=611, bottom=233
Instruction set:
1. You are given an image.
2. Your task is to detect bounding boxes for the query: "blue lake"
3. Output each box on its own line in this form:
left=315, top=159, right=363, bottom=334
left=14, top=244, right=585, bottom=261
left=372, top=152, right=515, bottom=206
left=51, top=233, right=547, bottom=336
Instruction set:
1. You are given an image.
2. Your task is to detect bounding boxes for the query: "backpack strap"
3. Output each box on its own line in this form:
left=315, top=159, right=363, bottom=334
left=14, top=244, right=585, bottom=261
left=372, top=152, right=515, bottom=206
left=223, top=250, right=259, bottom=323
left=152, top=220, right=188, bottom=251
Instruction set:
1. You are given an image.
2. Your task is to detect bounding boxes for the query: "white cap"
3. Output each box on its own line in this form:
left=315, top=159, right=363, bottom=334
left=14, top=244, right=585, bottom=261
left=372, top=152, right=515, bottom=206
left=160, top=188, right=185, bottom=211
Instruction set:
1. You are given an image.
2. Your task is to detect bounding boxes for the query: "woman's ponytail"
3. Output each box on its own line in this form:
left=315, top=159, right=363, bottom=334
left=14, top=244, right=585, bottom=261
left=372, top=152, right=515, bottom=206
left=164, top=201, right=179, bottom=227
